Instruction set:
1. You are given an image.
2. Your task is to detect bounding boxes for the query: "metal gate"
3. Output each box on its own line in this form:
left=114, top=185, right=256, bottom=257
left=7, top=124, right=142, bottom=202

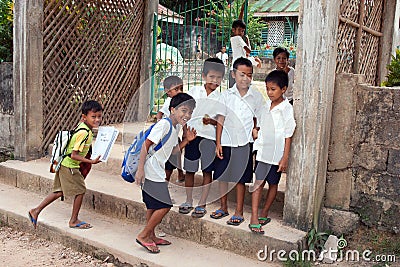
left=150, top=0, right=250, bottom=114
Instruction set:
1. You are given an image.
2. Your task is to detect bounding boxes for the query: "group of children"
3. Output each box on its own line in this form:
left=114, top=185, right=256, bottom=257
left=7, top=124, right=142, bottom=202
left=28, top=19, right=296, bottom=254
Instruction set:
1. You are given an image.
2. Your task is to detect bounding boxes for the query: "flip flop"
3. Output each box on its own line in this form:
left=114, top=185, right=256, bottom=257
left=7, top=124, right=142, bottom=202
left=28, top=211, right=37, bottom=229
left=178, top=202, right=193, bottom=214
left=210, top=209, right=229, bottom=219
left=249, top=223, right=265, bottom=234
left=227, top=215, right=244, bottom=226
left=136, top=239, right=160, bottom=253
left=69, top=221, right=92, bottom=229
left=154, top=238, right=171, bottom=246
left=258, top=217, right=271, bottom=226
left=191, top=206, right=207, bottom=218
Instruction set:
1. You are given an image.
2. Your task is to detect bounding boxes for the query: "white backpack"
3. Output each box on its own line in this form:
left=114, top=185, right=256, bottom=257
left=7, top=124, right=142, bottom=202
left=49, top=127, right=90, bottom=173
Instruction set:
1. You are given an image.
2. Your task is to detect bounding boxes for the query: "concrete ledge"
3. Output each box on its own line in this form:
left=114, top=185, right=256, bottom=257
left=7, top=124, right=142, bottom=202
left=0, top=159, right=305, bottom=260
left=0, top=183, right=272, bottom=266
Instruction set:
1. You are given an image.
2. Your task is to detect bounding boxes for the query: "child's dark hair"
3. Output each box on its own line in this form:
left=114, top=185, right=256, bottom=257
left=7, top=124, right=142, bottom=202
left=203, top=58, right=225, bottom=76
left=163, top=76, right=183, bottom=90
left=265, top=70, right=289, bottom=89
left=273, top=47, right=290, bottom=59
left=82, top=100, right=103, bottom=115
left=232, top=19, right=246, bottom=29
left=169, top=93, right=196, bottom=111
left=232, top=57, right=253, bottom=71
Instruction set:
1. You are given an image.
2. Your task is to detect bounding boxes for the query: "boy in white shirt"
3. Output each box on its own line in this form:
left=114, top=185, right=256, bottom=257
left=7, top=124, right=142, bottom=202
left=178, top=58, right=225, bottom=218
left=210, top=57, right=264, bottom=226
left=230, top=19, right=261, bottom=87
left=249, top=70, right=296, bottom=234
left=273, top=47, right=295, bottom=105
left=135, top=93, right=197, bottom=253
left=156, top=76, right=185, bottom=182
left=216, top=46, right=229, bottom=67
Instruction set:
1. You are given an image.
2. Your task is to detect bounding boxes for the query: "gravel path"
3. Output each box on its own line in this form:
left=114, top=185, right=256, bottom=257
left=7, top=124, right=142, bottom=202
left=0, top=226, right=113, bottom=267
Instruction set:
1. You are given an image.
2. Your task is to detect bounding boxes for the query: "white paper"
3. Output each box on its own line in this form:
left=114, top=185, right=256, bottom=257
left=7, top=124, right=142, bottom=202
left=91, top=126, right=119, bottom=162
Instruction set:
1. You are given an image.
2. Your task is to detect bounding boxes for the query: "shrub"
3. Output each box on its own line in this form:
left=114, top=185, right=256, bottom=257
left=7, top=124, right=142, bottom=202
left=381, top=49, right=400, bottom=87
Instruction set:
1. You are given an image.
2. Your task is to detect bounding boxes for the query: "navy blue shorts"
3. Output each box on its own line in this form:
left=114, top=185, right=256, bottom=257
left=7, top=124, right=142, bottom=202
left=254, top=161, right=281, bottom=185
left=184, top=136, right=216, bottom=173
left=142, top=179, right=173, bottom=210
left=214, top=143, right=253, bottom=184
left=165, top=153, right=181, bottom=171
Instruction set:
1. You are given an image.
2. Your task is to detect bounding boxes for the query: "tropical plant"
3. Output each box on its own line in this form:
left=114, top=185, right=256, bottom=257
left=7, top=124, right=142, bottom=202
left=201, top=0, right=266, bottom=48
left=381, top=49, right=400, bottom=87
left=0, top=0, right=13, bottom=62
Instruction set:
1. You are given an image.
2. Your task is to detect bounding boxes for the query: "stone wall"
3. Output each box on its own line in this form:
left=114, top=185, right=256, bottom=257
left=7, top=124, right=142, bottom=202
left=0, top=62, right=14, bottom=152
left=323, top=73, right=400, bottom=234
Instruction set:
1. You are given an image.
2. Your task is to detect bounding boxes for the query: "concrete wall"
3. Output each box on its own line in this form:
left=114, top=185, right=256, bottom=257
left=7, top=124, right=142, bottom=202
left=0, top=63, right=14, bottom=151
left=323, top=73, right=400, bottom=234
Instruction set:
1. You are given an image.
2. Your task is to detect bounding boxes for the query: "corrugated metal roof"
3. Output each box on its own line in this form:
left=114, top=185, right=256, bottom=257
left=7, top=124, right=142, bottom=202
left=250, top=0, right=299, bottom=14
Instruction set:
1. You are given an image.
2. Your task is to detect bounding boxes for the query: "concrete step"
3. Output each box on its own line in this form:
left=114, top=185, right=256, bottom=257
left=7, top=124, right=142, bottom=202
left=0, top=159, right=306, bottom=263
left=91, top=141, right=286, bottom=214
left=0, top=183, right=272, bottom=267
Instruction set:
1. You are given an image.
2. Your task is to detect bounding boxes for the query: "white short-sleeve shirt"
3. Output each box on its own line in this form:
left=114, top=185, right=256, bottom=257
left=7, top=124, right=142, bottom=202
left=187, top=86, right=221, bottom=140
left=159, top=97, right=171, bottom=117
left=217, top=85, right=265, bottom=147
left=254, top=99, right=296, bottom=165
left=274, top=67, right=295, bottom=101
left=216, top=52, right=229, bottom=67
left=144, top=119, right=178, bottom=182
left=230, top=36, right=248, bottom=70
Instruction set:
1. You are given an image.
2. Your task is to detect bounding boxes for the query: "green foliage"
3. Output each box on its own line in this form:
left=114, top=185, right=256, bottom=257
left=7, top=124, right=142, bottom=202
left=306, top=228, right=330, bottom=252
left=283, top=258, right=312, bottom=267
left=0, top=0, right=13, bottom=62
left=381, top=49, right=400, bottom=87
left=202, top=0, right=266, bottom=47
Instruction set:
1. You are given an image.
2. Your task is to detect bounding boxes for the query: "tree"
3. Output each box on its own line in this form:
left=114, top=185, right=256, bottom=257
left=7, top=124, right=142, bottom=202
left=201, top=0, right=265, bottom=48
left=0, top=0, right=12, bottom=62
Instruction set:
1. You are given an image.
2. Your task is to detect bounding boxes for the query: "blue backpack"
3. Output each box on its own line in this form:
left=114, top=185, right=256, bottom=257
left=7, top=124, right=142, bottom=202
left=121, top=118, right=173, bottom=183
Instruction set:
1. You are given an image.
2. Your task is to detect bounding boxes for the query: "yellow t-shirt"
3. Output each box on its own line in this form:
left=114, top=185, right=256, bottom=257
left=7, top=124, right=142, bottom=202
left=61, top=122, right=93, bottom=169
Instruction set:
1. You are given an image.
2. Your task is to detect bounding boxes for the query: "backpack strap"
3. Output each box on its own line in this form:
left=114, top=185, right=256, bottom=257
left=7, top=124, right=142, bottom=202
left=64, top=127, right=91, bottom=158
left=154, top=118, right=172, bottom=151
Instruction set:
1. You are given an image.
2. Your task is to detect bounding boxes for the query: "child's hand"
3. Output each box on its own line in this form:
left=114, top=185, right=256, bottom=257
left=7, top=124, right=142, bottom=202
left=135, top=168, right=145, bottom=186
left=252, top=128, right=259, bottom=140
left=186, top=126, right=197, bottom=142
left=91, top=156, right=101, bottom=164
left=278, top=157, right=289, bottom=173
left=216, top=144, right=223, bottom=159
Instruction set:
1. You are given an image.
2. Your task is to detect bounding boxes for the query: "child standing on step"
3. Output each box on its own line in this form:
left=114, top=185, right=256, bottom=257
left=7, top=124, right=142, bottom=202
left=273, top=47, right=295, bottom=105
left=135, top=93, right=196, bottom=254
left=211, top=57, right=264, bottom=226
left=178, top=58, right=225, bottom=218
left=29, top=100, right=103, bottom=229
left=156, top=76, right=186, bottom=183
left=249, top=70, right=296, bottom=234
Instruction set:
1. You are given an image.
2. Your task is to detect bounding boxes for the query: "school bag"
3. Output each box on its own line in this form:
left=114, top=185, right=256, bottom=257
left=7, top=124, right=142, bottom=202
left=121, top=118, right=172, bottom=183
left=49, top=126, right=90, bottom=173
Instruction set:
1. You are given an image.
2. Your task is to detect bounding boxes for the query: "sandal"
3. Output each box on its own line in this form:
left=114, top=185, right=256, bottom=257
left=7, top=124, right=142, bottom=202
left=248, top=223, right=265, bottom=234
left=178, top=202, right=193, bottom=214
left=191, top=206, right=207, bottom=218
left=258, top=217, right=271, bottom=226
left=227, top=215, right=244, bottom=226
left=210, top=209, right=229, bottom=219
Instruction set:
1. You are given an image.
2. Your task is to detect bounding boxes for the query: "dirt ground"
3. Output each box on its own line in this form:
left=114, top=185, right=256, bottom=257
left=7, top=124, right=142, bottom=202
left=0, top=226, right=118, bottom=267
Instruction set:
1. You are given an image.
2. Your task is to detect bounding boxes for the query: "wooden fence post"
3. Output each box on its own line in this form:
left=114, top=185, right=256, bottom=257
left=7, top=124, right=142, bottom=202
left=283, top=0, right=341, bottom=231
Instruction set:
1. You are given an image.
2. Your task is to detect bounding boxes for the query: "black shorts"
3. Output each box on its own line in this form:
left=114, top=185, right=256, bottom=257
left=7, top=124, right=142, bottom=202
left=184, top=136, right=216, bottom=173
left=214, top=143, right=253, bottom=184
left=254, top=161, right=281, bottom=185
left=142, top=179, right=173, bottom=210
left=165, top=153, right=181, bottom=171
